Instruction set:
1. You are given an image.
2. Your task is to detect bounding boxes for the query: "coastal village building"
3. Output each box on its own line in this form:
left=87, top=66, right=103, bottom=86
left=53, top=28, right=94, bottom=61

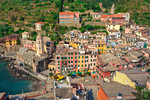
left=111, top=4, right=115, bottom=14
left=35, top=22, right=44, bottom=30
left=22, top=32, right=54, bottom=56
left=106, top=23, right=120, bottom=31
left=117, top=12, right=130, bottom=24
left=113, top=69, right=150, bottom=88
left=97, top=82, right=136, bottom=100
left=55, top=47, right=98, bottom=73
left=100, top=14, right=125, bottom=26
left=22, top=32, right=30, bottom=40
left=17, top=34, right=49, bottom=73
left=59, top=12, right=80, bottom=24
left=5, top=38, right=18, bottom=46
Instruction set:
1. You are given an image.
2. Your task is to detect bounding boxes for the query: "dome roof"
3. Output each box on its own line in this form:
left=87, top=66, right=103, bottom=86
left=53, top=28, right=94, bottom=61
left=36, top=34, right=42, bottom=40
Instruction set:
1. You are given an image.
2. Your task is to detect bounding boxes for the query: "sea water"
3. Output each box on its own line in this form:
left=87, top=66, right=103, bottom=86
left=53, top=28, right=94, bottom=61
left=0, top=60, right=33, bottom=95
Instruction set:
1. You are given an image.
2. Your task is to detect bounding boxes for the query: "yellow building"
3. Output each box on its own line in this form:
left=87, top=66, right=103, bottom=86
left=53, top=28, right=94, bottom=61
left=5, top=38, right=11, bottom=46
left=78, top=55, right=85, bottom=72
left=113, top=71, right=136, bottom=88
left=48, top=61, right=55, bottom=70
left=135, top=31, right=142, bottom=37
left=98, top=39, right=106, bottom=54
left=5, top=38, right=17, bottom=46
left=106, top=45, right=112, bottom=53
left=106, top=23, right=120, bottom=31
left=11, top=38, right=17, bottom=45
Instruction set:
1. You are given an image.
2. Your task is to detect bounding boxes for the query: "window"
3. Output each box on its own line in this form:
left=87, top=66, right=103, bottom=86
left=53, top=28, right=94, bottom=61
left=85, top=64, right=87, bottom=66
left=91, top=63, right=92, bottom=66
left=91, top=59, right=92, bottom=62
left=75, top=61, right=77, bottom=63
left=82, top=56, right=84, bottom=58
left=87, top=60, right=88, bottom=62
left=79, top=56, right=80, bottom=58
left=71, top=61, right=73, bottom=63
left=75, top=65, right=76, bottom=67
left=102, top=49, right=103, bottom=51
left=78, top=65, right=80, bottom=67
left=94, top=63, right=95, bottom=66
left=75, top=53, right=77, bottom=55
left=69, top=57, right=70, bottom=59
left=68, top=53, right=70, bottom=55
left=75, top=56, right=77, bottom=59
left=102, top=45, right=103, bottom=47
left=82, top=60, right=83, bottom=63
left=68, top=61, right=70, bottom=63
left=65, top=65, right=67, bottom=67
left=63, top=15, right=64, bottom=17
left=71, top=57, right=73, bottom=59
left=58, top=61, right=60, bottom=63
left=85, top=60, right=86, bottom=62
left=117, top=66, right=119, bottom=68
left=68, top=15, right=70, bottom=17
left=58, top=67, right=60, bottom=69
left=71, top=53, right=73, bottom=55
left=99, top=45, right=100, bottom=47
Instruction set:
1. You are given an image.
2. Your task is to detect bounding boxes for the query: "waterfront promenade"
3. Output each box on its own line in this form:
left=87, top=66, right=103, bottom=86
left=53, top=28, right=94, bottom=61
left=13, top=64, right=47, bottom=81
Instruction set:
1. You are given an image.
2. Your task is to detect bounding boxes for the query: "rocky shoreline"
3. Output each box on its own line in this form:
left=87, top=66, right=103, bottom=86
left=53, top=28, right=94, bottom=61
left=6, top=60, right=42, bottom=92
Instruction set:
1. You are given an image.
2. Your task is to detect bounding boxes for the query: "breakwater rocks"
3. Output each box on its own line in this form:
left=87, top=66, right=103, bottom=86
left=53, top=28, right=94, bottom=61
left=7, top=62, right=42, bottom=91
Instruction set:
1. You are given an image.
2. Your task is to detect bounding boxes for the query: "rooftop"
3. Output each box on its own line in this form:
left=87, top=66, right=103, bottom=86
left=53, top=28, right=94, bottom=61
left=68, top=49, right=79, bottom=53
left=100, top=82, right=136, bottom=98
left=101, top=14, right=124, bottom=18
left=129, top=51, right=142, bottom=57
left=119, top=69, right=145, bottom=74
left=22, top=32, right=30, bottom=34
left=127, top=73, right=150, bottom=86
left=36, top=22, right=44, bottom=24
left=102, top=63, right=118, bottom=72
left=56, top=88, right=74, bottom=99
left=0, top=92, right=5, bottom=99
left=98, top=53, right=118, bottom=65
left=108, top=29, right=119, bottom=32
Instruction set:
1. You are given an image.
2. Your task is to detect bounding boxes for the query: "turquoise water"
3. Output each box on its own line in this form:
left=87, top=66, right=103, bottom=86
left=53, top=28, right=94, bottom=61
left=0, top=60, right=33, bottom=95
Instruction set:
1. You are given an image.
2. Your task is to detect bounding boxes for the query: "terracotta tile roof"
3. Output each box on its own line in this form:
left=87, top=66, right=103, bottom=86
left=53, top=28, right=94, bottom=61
left=101, top=14, right=124, bottom=18
left=5, top=38, right=10, bottom=41
left=59, top=12, right=74, bottom=15
left=36, top=22, right=44, bottom=24
left=11, top=38, right=17, bottom=40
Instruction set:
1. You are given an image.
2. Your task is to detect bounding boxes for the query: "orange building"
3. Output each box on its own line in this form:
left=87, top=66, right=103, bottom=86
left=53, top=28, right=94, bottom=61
left=97, top=82, right=136, bottom=100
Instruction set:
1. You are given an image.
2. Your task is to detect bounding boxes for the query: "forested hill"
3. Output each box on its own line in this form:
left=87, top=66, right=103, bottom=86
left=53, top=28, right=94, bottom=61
left=81, top=0, right=150, bottom=27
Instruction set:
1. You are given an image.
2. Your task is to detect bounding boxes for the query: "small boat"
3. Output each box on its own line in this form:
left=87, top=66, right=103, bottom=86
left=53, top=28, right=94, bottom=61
left=1, top=63, right=6, bottom=65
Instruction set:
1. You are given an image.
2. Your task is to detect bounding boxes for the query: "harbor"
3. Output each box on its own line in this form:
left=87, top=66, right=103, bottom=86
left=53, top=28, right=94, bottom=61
left=0, top=59, right=44, bottom=95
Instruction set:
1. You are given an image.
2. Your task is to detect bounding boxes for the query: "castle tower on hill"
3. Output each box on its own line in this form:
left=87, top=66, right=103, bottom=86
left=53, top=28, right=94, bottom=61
left=36, top=34, right=44, bottom=56
left=111, top=4, right=115, bottom=14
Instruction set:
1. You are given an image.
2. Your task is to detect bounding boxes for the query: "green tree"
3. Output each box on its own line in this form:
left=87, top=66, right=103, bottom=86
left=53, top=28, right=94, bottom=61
left=49, top=73, right=53, bottom=77
left=67, top=73, right=73, bottom=77
left=86, top=72, right=91, bottom=76
left=77, top=73, right=82, bottom=76
left=132, top=86, right=150, bottom=100
left=20, top=17, right=25, bottom=23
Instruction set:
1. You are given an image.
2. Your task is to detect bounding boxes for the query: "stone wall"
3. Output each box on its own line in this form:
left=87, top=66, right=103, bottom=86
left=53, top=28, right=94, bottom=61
left=84, top=22, right=108, bottom=26
left=59, top=23, right=82, bottom=28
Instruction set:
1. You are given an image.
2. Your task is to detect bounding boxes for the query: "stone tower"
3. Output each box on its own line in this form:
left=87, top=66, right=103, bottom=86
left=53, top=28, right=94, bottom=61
left=36, top=33, right=44, bottom=56
left=111, top=4, right=115, bottom=14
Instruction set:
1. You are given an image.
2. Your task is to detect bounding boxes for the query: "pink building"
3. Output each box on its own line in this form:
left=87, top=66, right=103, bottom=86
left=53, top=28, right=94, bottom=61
left=125, top=28, right=133, bottom=35
left=100, top=14, right=125, bottom=26
left=59, top=12, right=80, bottom=24
left=23, top=40, right=35, bottom=50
